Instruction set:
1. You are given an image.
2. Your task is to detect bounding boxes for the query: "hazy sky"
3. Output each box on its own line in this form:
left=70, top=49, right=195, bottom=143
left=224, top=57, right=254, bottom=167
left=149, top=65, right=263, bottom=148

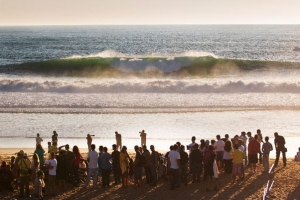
left=1, top=0, right=300, bottom=25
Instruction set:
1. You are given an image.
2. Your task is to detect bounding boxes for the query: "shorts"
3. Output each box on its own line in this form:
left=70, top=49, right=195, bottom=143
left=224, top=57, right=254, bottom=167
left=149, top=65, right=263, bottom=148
left=249, top=154, right=258, bottom=164
left=216, top=151, right=224, bottom=161
left=232, top=163, right=242, bottom=174
left=47, top=175, right=56, bottom=187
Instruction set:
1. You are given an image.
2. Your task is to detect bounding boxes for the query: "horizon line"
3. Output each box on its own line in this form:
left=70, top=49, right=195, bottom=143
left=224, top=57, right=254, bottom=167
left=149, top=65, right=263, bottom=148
left=1, top=23, right=300, bottom=27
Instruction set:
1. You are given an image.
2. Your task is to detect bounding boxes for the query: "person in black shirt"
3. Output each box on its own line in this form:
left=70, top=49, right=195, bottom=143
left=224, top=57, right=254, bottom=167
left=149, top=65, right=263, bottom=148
left=179, top=145, right=189, bottom=186
left=111, top=144, right=121, bottom=184
left=274, top=132, right=286, bottom=167
left=190, top=144, right=203, bottom=183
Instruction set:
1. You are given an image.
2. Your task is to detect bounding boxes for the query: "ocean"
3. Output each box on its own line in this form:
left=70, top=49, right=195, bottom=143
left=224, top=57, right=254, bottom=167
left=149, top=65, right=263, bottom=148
left=0, top=25, right=300, bottom=157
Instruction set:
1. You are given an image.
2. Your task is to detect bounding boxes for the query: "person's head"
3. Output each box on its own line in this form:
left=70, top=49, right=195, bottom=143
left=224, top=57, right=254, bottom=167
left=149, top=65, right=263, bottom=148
left=208, top=145, right=215, bottom=151
left=254, top=134, right=258, bottom=140
left=234, top=144, right=239, bottom=150
left=99, top=145, right=103, bottom=152
left=241, top=131, right=246, bottom=136
left=36, top=170, right=44, bottom=179
left=112, top=144, right=117, bottom=150
left=205, top=140, right=210, bottom=146
left=121, top=146, right=127, bottom=152
left=234, top=135, right=239, bottom=140
left=150, top=145, right=155, bottom=152
left=65, top=144, right=69, bottom=150
left=180, top=145, right=185, bottom=152
left=257, top=129, right=261, bottom=134
left=103, top=147, right=108, bottom=153
left=142, top=145, right=147, bottom=151
left=134, top=145, right=139, bottom=152
left=53, top=131, right=57, bottom=135
left=173, top=144, right=178, bottom=151
left=216, top=135, right=221, bottom=140
left=247, top=132, right=252, bottom=137
left=115, top=131, right=118, bottom=135
left=91, top=144, right=95, bottom=151
left=37, top=133, right=40, bottom=137
left=23, top=152, right=28, bottom=159
left=50, top=152, right=55, bottom=159
left=211, top=139, right=216, bottom=146
left=224, top=140, right=233, bottom=152
left=33, top=153, right=39, bottom=162
left=47, top=141, right=51, bottom=146
left=176, top=141, right=181, bottom=147
left=238, top=139, right=243, bottom=146
left=191, top=136, right=196, bottom=142
left=73, top=145, right=80, bottom=154
left=274, top=132, right=279, bottom=137
left=265, top=136, right=269, bottom=142
left=298, top=147, right=300, bottom=152
left=169, top=145, right=174, bottom=151
left=225, top=134, right=229, bottom=139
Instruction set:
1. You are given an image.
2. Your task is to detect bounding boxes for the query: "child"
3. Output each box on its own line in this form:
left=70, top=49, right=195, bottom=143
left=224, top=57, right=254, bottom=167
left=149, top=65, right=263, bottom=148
left=262, top=136, right=273, bottom=172
left=295, top=147, right=300, bottom=162
left=34, top=170, right=45, bottom=200
left=231, top=144, right=245, bottom=182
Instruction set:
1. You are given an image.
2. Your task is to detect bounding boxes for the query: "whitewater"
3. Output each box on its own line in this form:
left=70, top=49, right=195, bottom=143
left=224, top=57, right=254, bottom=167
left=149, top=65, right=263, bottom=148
left=0, top=25, right=300, bottom=156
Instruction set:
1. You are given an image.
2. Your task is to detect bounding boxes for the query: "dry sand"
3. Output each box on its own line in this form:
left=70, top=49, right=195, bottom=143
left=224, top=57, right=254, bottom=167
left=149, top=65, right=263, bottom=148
left=0, top=148, right=299, bottom=200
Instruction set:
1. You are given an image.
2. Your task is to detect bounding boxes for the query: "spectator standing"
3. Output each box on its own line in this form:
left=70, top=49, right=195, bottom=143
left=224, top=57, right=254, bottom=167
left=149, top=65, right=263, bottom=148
left=44, top=152, right=57, bottom=196
left=190, top=143, right=203, bottom=183
left=84, top=144, right=98, bottom=189
left=179, top=145, right=188, bottom=186
left=86, top=134, right=94, bottom=152
left=168, top=144, right=180, bottom=190
left=111, top=144, right=121, bottom=184
left=36, top=133, right=43, bottom=147
left=248, top=135, right=260, bottom=173
left=262, top=136, right=273, bottom=172
left=274, top=132, right=287, bottom=167
left=115, top=131, right=122, bottom=151
left=101, top=147, right=111, bottom=188
left=140, top=130, right=147, bottom=146
left=18, top=152, right=31, bottom=198
left=34, top=144, right=45, bottom=169
left=214, top=135, right=225, bottom=170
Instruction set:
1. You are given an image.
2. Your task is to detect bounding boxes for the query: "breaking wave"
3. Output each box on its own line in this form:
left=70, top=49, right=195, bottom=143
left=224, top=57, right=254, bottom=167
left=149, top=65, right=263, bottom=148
left=1, top=79, right=300, bottom=93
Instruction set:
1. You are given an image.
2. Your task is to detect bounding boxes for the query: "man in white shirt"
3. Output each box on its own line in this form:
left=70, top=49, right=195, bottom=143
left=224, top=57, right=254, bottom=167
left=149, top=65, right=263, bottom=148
left=36, top=133, right=43, bottom=147
left=214, top=135, right=225, bottom=169
left=44, top=152, right=57, bottom=196
left=85, top=144, right=98, bottom=189
left=168, top=144, right=180, bottom=190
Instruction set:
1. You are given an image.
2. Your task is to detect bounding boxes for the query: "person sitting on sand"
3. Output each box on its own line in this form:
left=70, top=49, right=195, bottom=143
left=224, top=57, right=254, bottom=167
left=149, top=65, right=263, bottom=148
left=295, top=147, right=300, bottom=162
left=140, top=130, right=147, bottom=146
left=262, top=136, right=273, bottom=172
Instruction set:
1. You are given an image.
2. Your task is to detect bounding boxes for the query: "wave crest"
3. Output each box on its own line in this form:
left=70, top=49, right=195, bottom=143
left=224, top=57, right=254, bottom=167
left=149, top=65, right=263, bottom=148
left=1, top=79, right=300, bottom=93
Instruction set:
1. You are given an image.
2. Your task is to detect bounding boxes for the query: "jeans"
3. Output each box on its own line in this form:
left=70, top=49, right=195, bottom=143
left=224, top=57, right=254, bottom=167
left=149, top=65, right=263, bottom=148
left=180, top=164, right=188, bottom=185
left=102, top=168, right=111, bottom=187
left=191, top=163, right=202, bottom=182
left=275, top=149, right=286, bottom=167
left=263, top=153, right=270, bottom=172
left=144, top=165, right=152, bottom=184
left=113, top=166, right=121, bottom=184
left=150, top=165, right=158, bottom=186
left=85, top=168, right=98, bottom=188
left=20, top=176, right=30, bottom=197
left=170, top=168, right=179, bottom=189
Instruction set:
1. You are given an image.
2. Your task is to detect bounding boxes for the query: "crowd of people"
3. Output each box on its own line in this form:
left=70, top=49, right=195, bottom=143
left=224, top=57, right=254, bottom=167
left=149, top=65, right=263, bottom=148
left=0, top=128, right=295, bottom=199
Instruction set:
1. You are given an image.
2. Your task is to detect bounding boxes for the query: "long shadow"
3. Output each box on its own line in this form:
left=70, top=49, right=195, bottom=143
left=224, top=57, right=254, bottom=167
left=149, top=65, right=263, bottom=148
left=286, top=183, right=300, bottom=199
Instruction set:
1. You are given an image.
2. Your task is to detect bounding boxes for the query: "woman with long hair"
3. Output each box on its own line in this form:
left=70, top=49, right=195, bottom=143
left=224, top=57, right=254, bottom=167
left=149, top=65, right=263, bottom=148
left=120, top=146, right=130, bottom=187
left=34, top=144, right=45, bottom=169
left=223, top=140, right=233, bottom=174
left=31, top=153, right=40, bottom=181
left=72, top=145, right=82, bottom=186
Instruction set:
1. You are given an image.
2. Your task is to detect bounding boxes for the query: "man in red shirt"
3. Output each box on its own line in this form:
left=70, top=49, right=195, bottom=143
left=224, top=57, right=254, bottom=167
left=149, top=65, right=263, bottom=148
left=248, top=135, right=260, bottom=173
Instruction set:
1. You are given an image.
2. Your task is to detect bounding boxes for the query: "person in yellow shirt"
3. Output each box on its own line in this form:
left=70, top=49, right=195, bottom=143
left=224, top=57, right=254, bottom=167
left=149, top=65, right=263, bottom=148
left=18, top=151, right=31, bottom=198
left=230, top=144, right=245, bottom=182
